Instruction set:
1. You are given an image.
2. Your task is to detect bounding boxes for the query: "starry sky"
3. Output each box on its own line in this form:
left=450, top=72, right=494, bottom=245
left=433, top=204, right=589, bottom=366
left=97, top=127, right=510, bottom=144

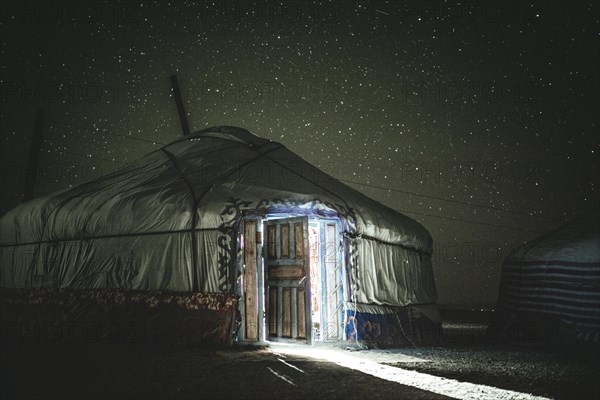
left=1, top=1, right=598, bottom=306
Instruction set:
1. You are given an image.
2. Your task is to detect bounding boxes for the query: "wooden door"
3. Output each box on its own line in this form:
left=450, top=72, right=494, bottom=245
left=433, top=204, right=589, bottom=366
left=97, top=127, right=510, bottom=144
left=264, top=217, right=311, bottom=342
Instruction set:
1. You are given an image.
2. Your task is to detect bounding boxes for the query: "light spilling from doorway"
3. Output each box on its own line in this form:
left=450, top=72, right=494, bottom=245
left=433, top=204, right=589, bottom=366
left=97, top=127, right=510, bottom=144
left=269, top=343, right=551, bottom=400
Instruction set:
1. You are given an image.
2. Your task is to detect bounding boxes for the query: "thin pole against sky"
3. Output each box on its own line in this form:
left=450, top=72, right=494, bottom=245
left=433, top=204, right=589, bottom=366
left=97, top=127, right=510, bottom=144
left=170, top=74, right=191, bottom=136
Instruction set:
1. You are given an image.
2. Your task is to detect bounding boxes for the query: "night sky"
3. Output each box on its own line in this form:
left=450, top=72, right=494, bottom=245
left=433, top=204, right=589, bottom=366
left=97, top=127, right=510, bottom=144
left=1, top=1, right=598, bottom=306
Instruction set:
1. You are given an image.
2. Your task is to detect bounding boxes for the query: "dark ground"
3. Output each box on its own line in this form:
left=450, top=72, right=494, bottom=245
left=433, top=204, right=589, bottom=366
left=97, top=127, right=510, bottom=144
left=1, top=343, right=453, bottom=400
left=1, top=310, right=599, bottom=400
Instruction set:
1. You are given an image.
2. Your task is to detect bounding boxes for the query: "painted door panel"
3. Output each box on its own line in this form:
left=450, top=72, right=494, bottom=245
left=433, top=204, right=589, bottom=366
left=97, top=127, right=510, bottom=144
left=321, top=220, right=344, bottom=340
left=243, top=220, right=259, bottom=341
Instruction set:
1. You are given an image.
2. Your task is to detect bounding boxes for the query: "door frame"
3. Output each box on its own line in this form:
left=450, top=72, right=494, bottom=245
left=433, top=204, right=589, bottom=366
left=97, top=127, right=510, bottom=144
left=239, top=214, right=347, bottom=345
left=239, top=217, right=264, bottom=343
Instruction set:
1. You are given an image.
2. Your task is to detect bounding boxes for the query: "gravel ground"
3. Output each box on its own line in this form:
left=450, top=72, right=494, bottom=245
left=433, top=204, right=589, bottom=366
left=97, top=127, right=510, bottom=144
left=381, top=322, right=600, bottom=400
left=384, top=344, right=599, bottom=400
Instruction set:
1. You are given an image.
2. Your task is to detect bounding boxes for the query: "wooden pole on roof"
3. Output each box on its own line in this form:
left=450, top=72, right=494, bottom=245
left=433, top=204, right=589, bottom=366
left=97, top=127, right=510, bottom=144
left=170, top=74, right=191, bottom=136
left=23, top=109, right=43, bottom=202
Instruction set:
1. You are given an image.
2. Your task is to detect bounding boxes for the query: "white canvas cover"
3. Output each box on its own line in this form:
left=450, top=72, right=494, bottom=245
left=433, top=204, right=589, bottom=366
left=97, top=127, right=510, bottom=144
left=0, top=126, right=436, bottom=307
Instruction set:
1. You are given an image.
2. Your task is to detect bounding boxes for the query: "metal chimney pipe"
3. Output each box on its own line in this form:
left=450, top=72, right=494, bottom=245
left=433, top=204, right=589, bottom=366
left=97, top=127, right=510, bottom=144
left=170, top=75, right=191, bottom=136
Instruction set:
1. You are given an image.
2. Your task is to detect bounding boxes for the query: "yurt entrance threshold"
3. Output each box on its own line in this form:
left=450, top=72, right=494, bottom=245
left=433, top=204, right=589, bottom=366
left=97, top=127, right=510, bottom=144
left=240, top=215, right=345, bottom=345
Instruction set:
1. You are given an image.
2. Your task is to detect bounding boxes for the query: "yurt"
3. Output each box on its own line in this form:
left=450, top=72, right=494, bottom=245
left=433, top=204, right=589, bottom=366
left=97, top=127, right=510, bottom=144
left=0, top=126, right=439, bottom=346
left=494, top=212, right=600, bottom=344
